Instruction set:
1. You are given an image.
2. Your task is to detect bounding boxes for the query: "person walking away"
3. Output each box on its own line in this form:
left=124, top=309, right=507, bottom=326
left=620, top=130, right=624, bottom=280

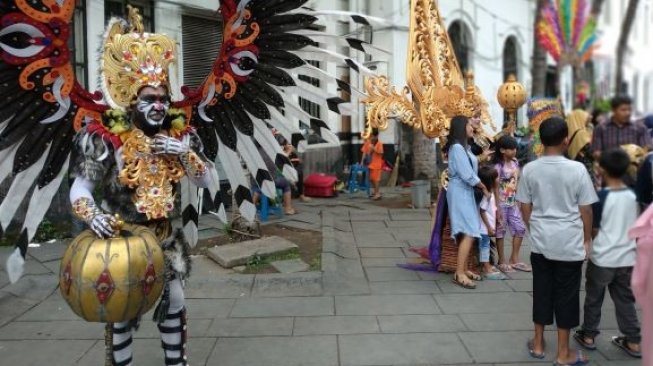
left=493, top=135, right=530, bottom=273
left=517, top=117, right=597, bottom=365
left=628, top=204, right=653, bottom=366
left=573, top=148, right=641, bottom=358
left=592, top=96, right=651, bottom=159
left=478, top=165, right=506, bottom=280
left=566, top=110, right=597, bottom=187
left=361, top=130, right=384, bottom=200
left=446, top=116, right=490, bottom=289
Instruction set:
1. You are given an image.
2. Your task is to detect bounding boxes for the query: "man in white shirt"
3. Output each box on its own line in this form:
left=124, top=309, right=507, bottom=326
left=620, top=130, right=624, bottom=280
left=517, top=117, right=597, bottom=365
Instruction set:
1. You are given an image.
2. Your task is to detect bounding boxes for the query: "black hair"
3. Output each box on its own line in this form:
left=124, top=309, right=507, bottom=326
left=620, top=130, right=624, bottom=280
left=539, top=117, right=568, bottom=147
left=599, top=148, right=630, bottom=179
left=493, top=135, right=518, bottom=164
left=611, top=95, right=632, bottom=110
left=478, top=164, right=498, bottom=191
left=447, top=116, right=470, bottom=152
left=371, top=129, right=379, bottom=137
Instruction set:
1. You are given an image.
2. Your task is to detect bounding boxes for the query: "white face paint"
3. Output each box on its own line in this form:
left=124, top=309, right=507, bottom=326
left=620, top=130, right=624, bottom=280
left=136, top=93, right=170, bottom=127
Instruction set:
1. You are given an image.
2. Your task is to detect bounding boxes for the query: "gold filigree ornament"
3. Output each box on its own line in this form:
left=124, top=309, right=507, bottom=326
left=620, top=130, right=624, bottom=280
left=118, top=129, right=185, bottom=220
left=101, top=6, right=176, bottom=110
left=362, top=0, right=494, bottom=140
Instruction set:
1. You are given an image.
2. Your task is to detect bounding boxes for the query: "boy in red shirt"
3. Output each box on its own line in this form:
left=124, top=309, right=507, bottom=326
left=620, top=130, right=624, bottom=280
left=361, top=130, right=384, bottom=200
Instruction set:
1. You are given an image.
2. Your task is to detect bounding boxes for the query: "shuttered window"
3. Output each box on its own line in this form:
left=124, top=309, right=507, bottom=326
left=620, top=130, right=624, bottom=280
left=181, top=15, right=223, bottom=89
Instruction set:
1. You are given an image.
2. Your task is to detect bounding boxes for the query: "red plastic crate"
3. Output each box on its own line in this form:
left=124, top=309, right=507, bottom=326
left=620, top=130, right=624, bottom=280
left=304, top=173, right=338, bottom=197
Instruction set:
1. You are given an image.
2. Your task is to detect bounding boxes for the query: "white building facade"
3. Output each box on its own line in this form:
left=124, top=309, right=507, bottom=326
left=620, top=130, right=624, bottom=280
left=73, top=0, right=653, bottom=166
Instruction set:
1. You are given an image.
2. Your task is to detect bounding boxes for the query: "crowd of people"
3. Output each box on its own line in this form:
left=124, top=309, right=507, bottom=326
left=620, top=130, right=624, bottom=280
left=443, top=95, right=653, bottom=366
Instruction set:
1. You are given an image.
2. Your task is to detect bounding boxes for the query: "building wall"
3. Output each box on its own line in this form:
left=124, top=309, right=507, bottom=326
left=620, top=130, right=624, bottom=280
left=594, top=0, right=653, bottom=115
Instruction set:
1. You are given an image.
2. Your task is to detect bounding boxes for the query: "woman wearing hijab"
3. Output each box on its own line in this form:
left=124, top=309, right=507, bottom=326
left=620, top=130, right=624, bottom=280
left=567, top=110, right=596, bottom=187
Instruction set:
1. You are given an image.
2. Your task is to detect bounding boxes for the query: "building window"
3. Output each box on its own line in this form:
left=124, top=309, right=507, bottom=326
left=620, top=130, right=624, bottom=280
left=448, top=21, right=473, bottom=73
left=298, top=60, right=322, bottom=120
left=105, top=0, right=154, bottom=32
left=70, top=0, right=87, bottom=88
left=181, top=14, right=223, bottom=89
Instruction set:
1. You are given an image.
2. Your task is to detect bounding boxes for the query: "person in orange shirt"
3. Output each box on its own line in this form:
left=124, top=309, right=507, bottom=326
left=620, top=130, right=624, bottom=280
left=361, top=130, right=384, bottom=200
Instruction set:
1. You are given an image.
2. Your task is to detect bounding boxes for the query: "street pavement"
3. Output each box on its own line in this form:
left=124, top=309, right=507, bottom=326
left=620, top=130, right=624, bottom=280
left=0, top=187, right=642, bottom=365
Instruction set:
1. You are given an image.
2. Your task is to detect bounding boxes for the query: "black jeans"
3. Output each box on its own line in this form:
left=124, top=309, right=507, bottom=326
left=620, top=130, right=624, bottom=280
left=581, top=262, right=641, bottom=343
left=531, top=253, right=584, bottom=329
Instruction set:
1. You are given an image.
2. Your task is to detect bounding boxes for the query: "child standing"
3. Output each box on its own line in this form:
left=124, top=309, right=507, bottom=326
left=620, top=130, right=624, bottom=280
left=574, top=148, right=641, bottom=358
left=493, top=135, right=530, bottom=273
left=478, top=165, right=507, bottom=280
left=361, top=130, right=384, bottom=200
left=516, top=117, right=597, bottom=365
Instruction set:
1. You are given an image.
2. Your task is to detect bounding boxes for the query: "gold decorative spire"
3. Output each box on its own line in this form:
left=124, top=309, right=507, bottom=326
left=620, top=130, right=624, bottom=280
left=362, top=0, right=494, bottom=139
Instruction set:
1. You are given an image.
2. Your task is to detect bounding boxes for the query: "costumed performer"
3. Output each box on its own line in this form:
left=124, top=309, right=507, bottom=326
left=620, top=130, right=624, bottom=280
left=566, top=109, right=596, bottom=187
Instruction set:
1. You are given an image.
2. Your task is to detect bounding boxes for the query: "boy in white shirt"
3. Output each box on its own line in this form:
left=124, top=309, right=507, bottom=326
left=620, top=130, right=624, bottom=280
left=517, top=117, right=597, bottom=365
left=574, top=148, right=641, bottom=358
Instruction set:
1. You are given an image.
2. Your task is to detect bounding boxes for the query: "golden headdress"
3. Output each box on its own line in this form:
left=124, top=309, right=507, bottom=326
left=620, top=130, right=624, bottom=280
left=101, top=6, right=177, bottom=110
left=362, top=0, right=495, bottom=140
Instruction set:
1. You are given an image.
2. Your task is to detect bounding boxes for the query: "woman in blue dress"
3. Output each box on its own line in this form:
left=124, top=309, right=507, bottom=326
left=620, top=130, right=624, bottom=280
left=446, top=116, right=490, bottom=289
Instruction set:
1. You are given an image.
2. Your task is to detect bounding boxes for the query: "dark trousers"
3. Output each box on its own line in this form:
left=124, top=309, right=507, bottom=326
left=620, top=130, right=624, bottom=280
left=581, top=262, right=641, bottom=343
left=531, top=253, right=584, bottom=329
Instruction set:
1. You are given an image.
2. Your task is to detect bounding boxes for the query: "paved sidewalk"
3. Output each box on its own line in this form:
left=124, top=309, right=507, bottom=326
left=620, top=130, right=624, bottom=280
left=0, top=188, right=642, bottom=365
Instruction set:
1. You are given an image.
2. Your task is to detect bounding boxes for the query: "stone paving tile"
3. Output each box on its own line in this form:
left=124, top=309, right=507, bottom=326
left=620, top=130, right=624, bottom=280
left=385, top=220, right=432, bottom=228
left=435, top=293, right=532, bottom=314
left=0, top=320, right=100, bottom=340
left=594, top=361, right=642, bottom=366
left=355, top=233, right=407, bottom=248
left=210, top=336, right=338, bottom=366
left=252, top=272, right=323, bottom=297
left=0, top=291, right=36, bottom=327
left=362, top=258, right=407, bottom=267
left=27, top=241, right=68, bottom=263
left=377, top=315, right=467, bottom=333
left=17, top=295, right=79, bottom=321
left=76, top=337, right=217, bottom=366
left=205, top=317, right=293, bottom=337
left=436, top=278, right=515, bottom=293
left=132, top=317, right=212, bottom=338
left=416, top=271, right=450, bottom=281
left=0, top=339, right=96, bottom=366
left=2, top=274, right=58, bottom=301
left=458, top=312, right=533, bottom=331
left=185, top=298, right=235, bottom=318
left=350, top=213, right=391, bottom=222
left=293, top=315, right=380, bottom=335
left=191, top=255, right=235, bottom=275
left=368, top=281, right=441, bottom=295
left=389, top=211, right=432, bottom=222
left=339, top=333, right=472, bottom=365
left=504, top=279, right=532, bottom=292
left=184, top=274, right=254, bottom=298
left=359, top=248, right=405, bottom=258
left=279, top=220, right=321, bottom=231
left=366, top=267, right=421, bottom=281
left=336, top=295, right=440, bottom=315
left=230, top=296, right=334, bottom=317
left=459, top=330, right=607, bottom=364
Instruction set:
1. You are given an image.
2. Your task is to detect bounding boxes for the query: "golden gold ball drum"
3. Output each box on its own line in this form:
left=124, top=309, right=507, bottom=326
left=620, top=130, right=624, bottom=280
left=59, top=224, right=165, bottom=323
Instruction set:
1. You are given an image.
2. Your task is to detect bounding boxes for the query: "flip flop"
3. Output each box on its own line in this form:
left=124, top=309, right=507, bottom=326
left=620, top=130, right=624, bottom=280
left=452, top=274, right=476, bottom=289
left=511, top=262, right=532, bottom=272
left=527, top=339, right=545, bottom=359
left=483, top=271, right=507, bottom=280
left=553, top=350, right=589, bottom=366
left=611, top=336, right=642, bottom=358
left=498, top=263, right=516, bottom=273
left=573, top=330, right=597, bottom=351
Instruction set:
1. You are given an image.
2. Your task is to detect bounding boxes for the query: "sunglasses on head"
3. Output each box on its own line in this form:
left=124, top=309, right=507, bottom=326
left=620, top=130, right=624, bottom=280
left=138, top=95, right=171, bottom=104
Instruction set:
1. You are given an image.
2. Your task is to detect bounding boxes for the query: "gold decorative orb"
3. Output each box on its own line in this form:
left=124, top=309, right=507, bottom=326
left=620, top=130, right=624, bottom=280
left=497, top=74, right=528, bottom=112
left=59, top=224, right=165, bottom=323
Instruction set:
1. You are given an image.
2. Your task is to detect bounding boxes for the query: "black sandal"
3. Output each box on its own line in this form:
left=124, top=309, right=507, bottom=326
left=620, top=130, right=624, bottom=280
left=612, top=336, right=641, bottom=358
left=452, top=274, right=476, bottom=289
left=573, top=330, right=597, bottom=350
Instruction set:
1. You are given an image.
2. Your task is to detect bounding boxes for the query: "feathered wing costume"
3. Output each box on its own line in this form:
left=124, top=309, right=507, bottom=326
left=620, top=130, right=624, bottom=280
left=0, top=0, right=386, bottom=282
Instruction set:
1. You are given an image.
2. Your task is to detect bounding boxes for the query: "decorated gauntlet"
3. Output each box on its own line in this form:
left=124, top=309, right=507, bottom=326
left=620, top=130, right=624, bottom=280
left=72, top=197, right=116, bottom=238
left=179, top=151, right=207, bottom=179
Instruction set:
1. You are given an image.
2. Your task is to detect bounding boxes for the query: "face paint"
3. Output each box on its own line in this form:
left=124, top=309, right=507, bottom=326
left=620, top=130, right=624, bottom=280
left=136, top=94, right=170, bottom=127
